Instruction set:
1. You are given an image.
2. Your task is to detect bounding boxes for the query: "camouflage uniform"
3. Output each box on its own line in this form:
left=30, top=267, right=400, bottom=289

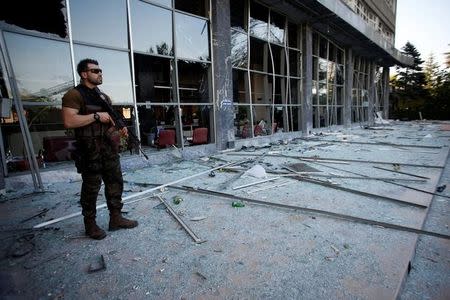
left=62, top=84, right=123, bottom=219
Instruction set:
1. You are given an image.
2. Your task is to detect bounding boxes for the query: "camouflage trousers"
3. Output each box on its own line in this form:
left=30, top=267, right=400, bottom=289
left=77, top=137, right=124, bottom=218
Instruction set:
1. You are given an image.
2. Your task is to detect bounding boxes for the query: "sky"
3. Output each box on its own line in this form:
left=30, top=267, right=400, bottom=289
left=395, top=0, right=450, bottom=68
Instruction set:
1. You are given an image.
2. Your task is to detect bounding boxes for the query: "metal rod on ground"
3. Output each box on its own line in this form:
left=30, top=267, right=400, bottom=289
left=277, top=172, right=426, bottom=182
left=247, top=180, right=293, bottom=194
left=178, top=186, right=450, bottom=241
left=299, top=137, right=442, bottom=149
left=372, top=166, right=431, bottom=179
left=33, top=160, right=246, bottom=229
left=282, top=166, right=427, bottom=209
left=232, top=177, right=281, bottom=190
left=301, top=159, right=450, bottom=199
left=155, top=195, right=204, bottom=243
left=225, top=152, right=444, bottom=169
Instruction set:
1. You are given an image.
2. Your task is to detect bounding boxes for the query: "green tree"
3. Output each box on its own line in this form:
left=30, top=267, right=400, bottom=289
left=394, top=42, right=426, bottom=94
left=424, top=53, right=441, bottom=96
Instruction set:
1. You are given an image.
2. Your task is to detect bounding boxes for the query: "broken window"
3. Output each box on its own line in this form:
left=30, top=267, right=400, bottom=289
left=232, top=69, right=250, bottom=104
left=4, top=32, right=72, bottom=103
left=231, top=30, right=248, bottom=68
left=250, top=0, right=269, bottom=40
left=0, top=0, right=67, bottom=38
left=178, top=60, right=210, bottom=104
left=269, top=10, right=285, bottom=45
left=175, top=0, right=208, bottom=17
left=131, top=1, right=173, bottom=56
left=175, top=12, right=210, bottom=61
left=180, top=105, right=213, bottom=146
left=230, top=0, right=247, bottom=32
left=134, top=54, right=173, bottom=103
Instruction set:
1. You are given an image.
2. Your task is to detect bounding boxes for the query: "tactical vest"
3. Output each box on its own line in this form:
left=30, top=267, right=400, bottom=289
left=74, top=84, right=111, bottom=138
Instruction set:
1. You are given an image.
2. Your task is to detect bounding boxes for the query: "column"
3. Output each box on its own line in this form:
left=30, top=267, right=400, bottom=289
left=211, top=0, right=234, bottom=150
left=302, top=24, right=313, bottom=135
left=344, top=48, right=353, bottom=127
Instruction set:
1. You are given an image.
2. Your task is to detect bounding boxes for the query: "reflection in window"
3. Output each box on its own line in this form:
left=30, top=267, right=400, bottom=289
left=134, top=54, right=173, bottom=103
left=4, top=32, right=73, bottom=103
left=70, top=0, right=128, bottom=49
left=269, top=11, right=285, bottom=45
left=231, top=31, right=248, bottom=68
left=178, top=60, right=210, bottom=103
left=232, top=70, right=249, bottom=104
left=250, top=0, right=268, bottom=40
left=175, top=0, right=207, bottom=17
left=0, top=0, right=67, bottom=38
left=74, top=45, right=133, bottom=104
left=230, top=1, right=247, bottom=32
left=175, top=13, right=210, bottom=61
left=131, top=1, right=173, bottom=55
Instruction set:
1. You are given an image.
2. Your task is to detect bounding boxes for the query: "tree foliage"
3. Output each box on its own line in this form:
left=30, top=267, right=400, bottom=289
left=390, top=42, right=450, bottom=120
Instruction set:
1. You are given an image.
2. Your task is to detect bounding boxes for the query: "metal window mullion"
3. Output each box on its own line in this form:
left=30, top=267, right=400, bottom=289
left=247, top=0, right=254, bottom=138
left=172, top=10, right=184, bottom=149
left=208, top=0, right=216, bottom=145
left=66, top=0, right=78, bottom=86
left=0, top=31, right=43, bottom=191
left=126, top=0, right=142, bottom=153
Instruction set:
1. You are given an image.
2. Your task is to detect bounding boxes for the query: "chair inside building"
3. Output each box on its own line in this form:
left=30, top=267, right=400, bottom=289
left=192, top=127, right=208, bottom=145
left=157, top=129, right=176, bottom=148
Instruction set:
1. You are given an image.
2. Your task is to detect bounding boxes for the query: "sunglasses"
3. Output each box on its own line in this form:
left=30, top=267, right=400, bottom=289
left=86, top=68, right=102, bottom=74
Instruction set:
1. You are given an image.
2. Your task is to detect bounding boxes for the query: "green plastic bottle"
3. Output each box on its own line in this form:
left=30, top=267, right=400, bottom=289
left=232, top=201, right=245, bottom=208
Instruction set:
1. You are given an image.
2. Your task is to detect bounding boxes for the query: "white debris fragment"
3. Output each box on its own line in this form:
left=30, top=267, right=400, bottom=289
left=241, top=164, right=267, bottom=179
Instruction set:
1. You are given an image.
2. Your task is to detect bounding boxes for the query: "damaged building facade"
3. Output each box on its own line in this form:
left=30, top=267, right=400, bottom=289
left=0, top=0, right=412, bottom=188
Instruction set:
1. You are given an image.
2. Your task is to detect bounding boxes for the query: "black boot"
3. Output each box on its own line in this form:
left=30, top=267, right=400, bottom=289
left=84, top=217, right=107, bottom=240
left=109, top=210, right=138, bottom=231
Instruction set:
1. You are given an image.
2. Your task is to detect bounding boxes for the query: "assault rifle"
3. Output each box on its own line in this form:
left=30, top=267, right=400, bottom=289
left=95, top=88, right=149, bottom=160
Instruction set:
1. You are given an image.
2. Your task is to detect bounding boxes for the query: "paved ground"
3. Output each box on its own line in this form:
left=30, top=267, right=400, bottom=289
left=0, top=121, right=449, bottom=299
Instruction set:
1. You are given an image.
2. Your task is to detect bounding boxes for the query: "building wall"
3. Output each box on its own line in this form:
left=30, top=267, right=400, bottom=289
left=0, top=0, right=397, bottom=174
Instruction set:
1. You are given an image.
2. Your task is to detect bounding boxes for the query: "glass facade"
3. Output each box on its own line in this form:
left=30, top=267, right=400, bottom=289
left=0, top=0, right=390, bottom=174
left=312, top=31, right=345, bottom=128
left=0, top=0, right=213, bottom=173
left=231, top=0, right=302, bottom=139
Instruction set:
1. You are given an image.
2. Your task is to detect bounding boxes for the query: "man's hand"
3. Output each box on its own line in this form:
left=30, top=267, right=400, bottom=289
left=97, top=112, right=115, bottom=126
left=119, top=127, right=128, bottom=137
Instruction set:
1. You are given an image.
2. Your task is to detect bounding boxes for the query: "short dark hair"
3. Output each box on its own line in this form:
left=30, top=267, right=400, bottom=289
left=77, top=58, right=99, bottom=76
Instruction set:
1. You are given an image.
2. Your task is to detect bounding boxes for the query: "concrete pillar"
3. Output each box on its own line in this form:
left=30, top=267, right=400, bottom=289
left=344, top=48, right=353, bottom=127
left=302, top=25, right=313, bottom=135
left=382, top=67, right=390, bottom=119
left=211, top=0, right=234, bottom=150
left=368, top=62, right=375, bottom=126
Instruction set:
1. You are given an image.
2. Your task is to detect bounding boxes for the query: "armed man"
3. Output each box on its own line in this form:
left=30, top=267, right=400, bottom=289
left=62, top=58, right=138, bottom=240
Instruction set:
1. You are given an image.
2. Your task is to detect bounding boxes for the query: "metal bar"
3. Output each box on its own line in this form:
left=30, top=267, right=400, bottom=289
left=372, top=166, right=431, bottom=179
left=225, top=152, right=444, bottom=169
left=283, top=166, right=427, bottom=209
left=301, top=159, right=449, bottom=200
left=178, top=186, right=450, bottom=241
left=278, top=172, right=426, bottom=182
left=155, top=195, right=204, bottom=243
left=232, top=177, right=281, bottom=190
left=33, top=160, right=246, bottom=228
left=299, top=137, right=442, bottom=149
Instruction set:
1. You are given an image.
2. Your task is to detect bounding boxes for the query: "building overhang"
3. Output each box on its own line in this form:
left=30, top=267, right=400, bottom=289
left=259, top=0, right=413, bottom=67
